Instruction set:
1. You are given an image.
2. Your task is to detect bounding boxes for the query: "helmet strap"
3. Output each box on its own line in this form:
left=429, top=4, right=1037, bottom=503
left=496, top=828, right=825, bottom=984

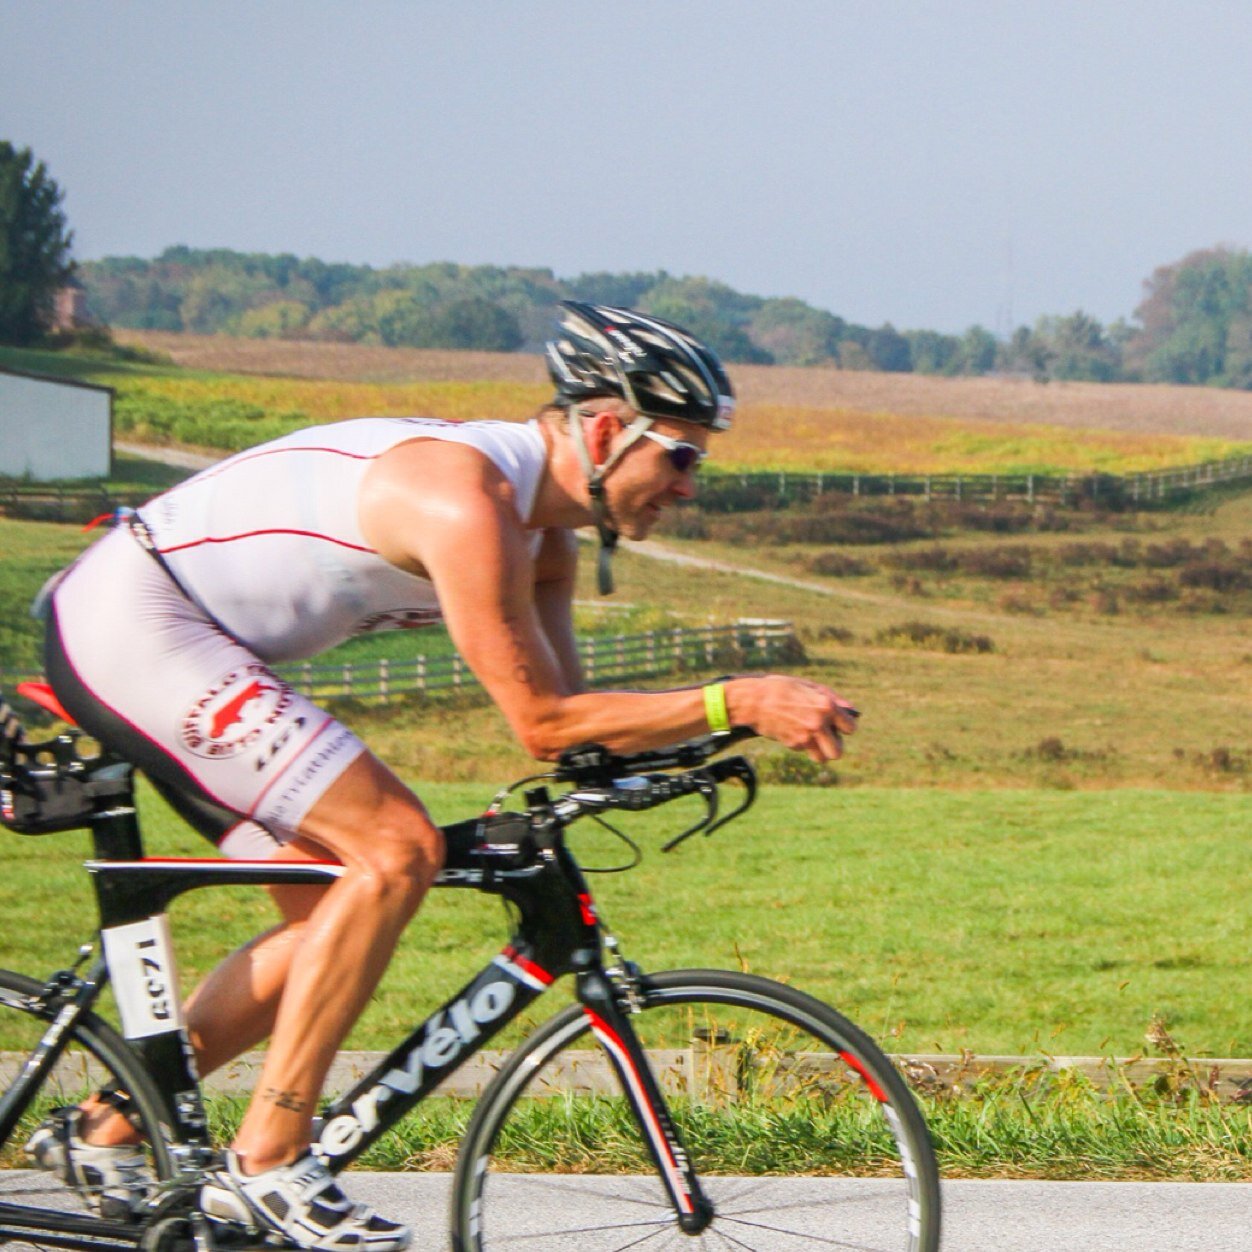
left=568, top=408, right=654, bottom=596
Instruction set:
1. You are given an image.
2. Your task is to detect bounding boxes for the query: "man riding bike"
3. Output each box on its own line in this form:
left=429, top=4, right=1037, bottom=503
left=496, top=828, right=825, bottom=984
left=31, top=302, right=858, bottom=1250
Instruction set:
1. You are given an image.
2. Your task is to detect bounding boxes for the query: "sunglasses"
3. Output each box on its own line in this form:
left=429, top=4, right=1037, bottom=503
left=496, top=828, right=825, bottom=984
left=639, top=429, right=708, bottom=474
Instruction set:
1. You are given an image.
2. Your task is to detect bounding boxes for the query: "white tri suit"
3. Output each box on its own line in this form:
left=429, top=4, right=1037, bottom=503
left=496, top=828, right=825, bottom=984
left=44, top=417, right=549, bottom=858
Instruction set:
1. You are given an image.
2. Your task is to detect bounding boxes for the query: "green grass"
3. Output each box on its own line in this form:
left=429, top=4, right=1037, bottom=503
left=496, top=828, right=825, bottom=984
left=196, top=1084, right=1252, bottom=1181
left=2, top=782, right=1249, bottom=1059
left=10, top=1081, right=1247, bottom=1180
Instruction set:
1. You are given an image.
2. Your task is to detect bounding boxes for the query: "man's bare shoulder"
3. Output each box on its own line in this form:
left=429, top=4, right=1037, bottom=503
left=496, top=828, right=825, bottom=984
left=359, top=437, right=525, bottom=572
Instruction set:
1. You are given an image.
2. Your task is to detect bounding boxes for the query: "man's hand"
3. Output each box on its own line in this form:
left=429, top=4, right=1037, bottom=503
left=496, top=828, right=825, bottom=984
left=727, top=675, right=859, bottom=762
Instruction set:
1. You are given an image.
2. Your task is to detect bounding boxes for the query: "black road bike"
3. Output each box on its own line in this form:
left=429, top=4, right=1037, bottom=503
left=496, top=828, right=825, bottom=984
left=0, top=685, right=941, bottom=1250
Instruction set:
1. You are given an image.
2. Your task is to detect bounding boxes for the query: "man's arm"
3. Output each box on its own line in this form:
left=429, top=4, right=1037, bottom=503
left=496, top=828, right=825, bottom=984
left=360, top=442, right=855, bottom=762
left=532, top=528, right=584, bottom=695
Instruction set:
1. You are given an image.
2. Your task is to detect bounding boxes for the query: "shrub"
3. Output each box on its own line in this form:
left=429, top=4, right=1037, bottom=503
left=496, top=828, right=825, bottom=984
left=871, top=621, right=995, bottom=654
left=811, top=624, right=855, bottom=644
left=997, top=591, right=1042, bottom=614
left=807, top=552, right=873, bottom=577
left=1056, top=541, right=1122, bottom=567
left=1178, top=560, right=1251, bottom=592
left=1125, top=577, right=1179, bottom=604
left=754, top=753, right=841, bottom=787
left=887, top=546, right=958, bottom=573
left=958, top=546, right=1033, bottom=579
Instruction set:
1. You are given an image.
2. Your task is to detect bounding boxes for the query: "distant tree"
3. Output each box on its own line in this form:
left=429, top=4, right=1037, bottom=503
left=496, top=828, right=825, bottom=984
left=424, top=297, right=522, bottom=351
left=567, top=271, right=663, bottom=308
left=749, top=299, right=845, bottom=365
left=237, top=300, right=312, bottom=338
left=865, top=324, right=911, bottom=372
left=1130, top=246, right=1252, bottom=387
left=905, top=328, right=959, bottom=375
left=1034, top=310, right=1120, bottom=382
left=0, top=141, right=75, bottom=344
left=954, top=325, right=998, bottom=375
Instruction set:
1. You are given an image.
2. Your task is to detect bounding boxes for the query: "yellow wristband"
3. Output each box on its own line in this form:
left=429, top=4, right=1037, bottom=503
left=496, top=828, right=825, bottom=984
left=703, top=681, right=731, bottom=734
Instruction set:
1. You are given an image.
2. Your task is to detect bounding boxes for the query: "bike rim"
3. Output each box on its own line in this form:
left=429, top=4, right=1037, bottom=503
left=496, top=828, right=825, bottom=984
left=456, top=973, right=938, bottom=1251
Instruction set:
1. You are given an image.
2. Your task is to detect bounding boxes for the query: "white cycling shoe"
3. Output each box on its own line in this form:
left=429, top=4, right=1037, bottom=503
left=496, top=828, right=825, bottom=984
left=25, top=1107, right=153, bottom=1219
left=200, top=1150, right=411, bottom=1252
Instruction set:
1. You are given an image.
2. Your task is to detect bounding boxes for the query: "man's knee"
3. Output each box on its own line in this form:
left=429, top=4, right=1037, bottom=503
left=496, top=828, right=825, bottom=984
left=341, top=805, right=445, bottom=898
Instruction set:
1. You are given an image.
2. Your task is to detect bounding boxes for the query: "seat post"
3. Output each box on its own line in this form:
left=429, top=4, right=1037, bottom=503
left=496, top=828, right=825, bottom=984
left=85, top=760, right=144, bottom=861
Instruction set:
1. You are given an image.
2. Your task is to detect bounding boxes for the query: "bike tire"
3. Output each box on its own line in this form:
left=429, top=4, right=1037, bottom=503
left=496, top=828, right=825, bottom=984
left=451, top=968, right=940, bottom=1251
left=0, top=967, right=174, bottom=1231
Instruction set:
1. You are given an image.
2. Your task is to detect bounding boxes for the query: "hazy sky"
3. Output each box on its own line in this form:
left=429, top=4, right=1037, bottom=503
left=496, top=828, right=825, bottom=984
left=3, top=1, right=1250, bottom=335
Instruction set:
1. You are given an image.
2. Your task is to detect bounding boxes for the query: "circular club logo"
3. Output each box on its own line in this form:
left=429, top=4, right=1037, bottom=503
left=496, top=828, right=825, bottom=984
left=180, top=664, right=295, bottom=759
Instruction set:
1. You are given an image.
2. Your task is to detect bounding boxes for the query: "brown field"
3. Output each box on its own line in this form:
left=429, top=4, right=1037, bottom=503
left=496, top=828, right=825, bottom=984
left=119, top=329, right=1252, bottom=440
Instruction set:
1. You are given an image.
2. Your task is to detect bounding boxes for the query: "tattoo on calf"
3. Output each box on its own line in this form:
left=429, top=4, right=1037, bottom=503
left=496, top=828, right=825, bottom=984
left=262, top=1087, right=309, bottom=1113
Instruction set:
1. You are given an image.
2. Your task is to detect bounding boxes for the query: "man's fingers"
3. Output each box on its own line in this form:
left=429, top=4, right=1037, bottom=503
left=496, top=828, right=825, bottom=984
left=811, top=725, right=843, bottom=762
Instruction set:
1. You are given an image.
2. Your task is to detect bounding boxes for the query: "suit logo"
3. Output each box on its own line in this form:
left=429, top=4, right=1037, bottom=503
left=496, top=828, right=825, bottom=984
left=180, top=664, right=295, bottom=759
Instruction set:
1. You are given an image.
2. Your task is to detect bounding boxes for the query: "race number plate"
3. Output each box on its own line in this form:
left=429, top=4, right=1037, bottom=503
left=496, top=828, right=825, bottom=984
left=101, top=914, right=185, bottom=1039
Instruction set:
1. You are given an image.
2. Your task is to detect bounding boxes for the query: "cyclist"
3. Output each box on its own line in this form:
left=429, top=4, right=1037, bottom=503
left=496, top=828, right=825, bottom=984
left=31, top=302, right=858, bottom=1249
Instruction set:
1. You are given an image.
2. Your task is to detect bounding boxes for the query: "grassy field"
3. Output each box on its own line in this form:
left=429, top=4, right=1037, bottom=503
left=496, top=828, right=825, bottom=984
left=4, top=340, right=1248, bottom=473
left=115, top=329, right=1252, bottom=442
left=1, top=781, right=1249, bottom=1060
left=3, top=345, right=1252, bottom=1177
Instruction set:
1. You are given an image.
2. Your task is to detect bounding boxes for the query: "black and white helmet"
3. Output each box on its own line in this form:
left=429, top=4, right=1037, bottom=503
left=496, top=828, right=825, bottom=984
left=545, top=301, right=735, bottom=430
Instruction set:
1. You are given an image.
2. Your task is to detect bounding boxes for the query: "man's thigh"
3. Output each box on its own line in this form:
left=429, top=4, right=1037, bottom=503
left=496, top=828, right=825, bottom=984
left=46, top=527, right=367, bottom=841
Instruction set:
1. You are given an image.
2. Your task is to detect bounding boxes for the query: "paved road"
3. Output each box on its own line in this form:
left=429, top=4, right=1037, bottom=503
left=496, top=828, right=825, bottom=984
left=7, top=1169, right=1252, bottom=1249
left=348, top=1173, right=1252, bottom=1250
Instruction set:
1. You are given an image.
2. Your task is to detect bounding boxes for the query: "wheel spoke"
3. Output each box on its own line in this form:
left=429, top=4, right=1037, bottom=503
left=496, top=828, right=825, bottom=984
left=455, top=973, right=938, bottom=1251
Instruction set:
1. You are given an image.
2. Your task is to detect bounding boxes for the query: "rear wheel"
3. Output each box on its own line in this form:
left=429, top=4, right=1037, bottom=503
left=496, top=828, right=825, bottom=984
left=0, top=968, right=173, bottom=1236
left=452, top=968, right=940, bottom=1251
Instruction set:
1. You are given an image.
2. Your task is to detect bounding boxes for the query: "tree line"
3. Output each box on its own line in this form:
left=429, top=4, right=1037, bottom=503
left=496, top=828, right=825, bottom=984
left=6, top=139, right=1252, bottom=389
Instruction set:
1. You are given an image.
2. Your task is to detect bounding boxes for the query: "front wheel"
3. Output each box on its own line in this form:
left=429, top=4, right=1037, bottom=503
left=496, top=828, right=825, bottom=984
left=451, top=968, right=940, bottom=1251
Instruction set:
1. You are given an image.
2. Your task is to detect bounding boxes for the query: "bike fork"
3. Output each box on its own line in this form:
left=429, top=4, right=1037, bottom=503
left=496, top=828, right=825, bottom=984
left=576, top=967, right=714, bottom=1235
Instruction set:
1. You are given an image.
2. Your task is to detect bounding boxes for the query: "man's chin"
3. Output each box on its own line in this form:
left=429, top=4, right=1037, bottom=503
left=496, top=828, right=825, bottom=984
left=626, top=514, right=659, bottom=541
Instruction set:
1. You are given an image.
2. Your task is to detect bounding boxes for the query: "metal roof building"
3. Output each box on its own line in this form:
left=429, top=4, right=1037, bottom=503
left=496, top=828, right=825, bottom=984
left=0, top=366, right=113, bottom=481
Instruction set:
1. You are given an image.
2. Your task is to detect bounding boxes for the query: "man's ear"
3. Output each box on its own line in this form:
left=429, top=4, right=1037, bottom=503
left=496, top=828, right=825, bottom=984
left=584, top=409, right=621, bottom=469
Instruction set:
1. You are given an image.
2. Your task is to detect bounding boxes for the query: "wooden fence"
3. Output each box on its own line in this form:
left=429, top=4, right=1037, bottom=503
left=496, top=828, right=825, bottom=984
left=695, top=453, right=1252, bottom=512
left=275, top=620, right=801, bottom=704
left=5, top=451, right=1252, bottom=523
left=0, top=485, right=149, bottom=523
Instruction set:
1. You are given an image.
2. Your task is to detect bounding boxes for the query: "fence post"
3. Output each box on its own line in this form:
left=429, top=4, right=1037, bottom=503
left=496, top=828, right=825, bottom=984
left=586, top=637, right=596, bottom=684
left=379, top=657, right=389, bottom=705
left=417, top=655, right=426, bottom=693
left=342, top=661, right=352, bottom=697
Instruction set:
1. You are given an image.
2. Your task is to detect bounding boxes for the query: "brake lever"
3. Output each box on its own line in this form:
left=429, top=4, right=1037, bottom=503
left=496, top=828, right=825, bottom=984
left=701, top=757, right=757, bottom=837
left=661, top=774, right=718, bottom=852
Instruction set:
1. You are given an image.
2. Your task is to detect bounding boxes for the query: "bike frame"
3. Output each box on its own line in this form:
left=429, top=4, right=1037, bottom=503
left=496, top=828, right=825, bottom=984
left=0, top=761, right=716, bottom=1246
